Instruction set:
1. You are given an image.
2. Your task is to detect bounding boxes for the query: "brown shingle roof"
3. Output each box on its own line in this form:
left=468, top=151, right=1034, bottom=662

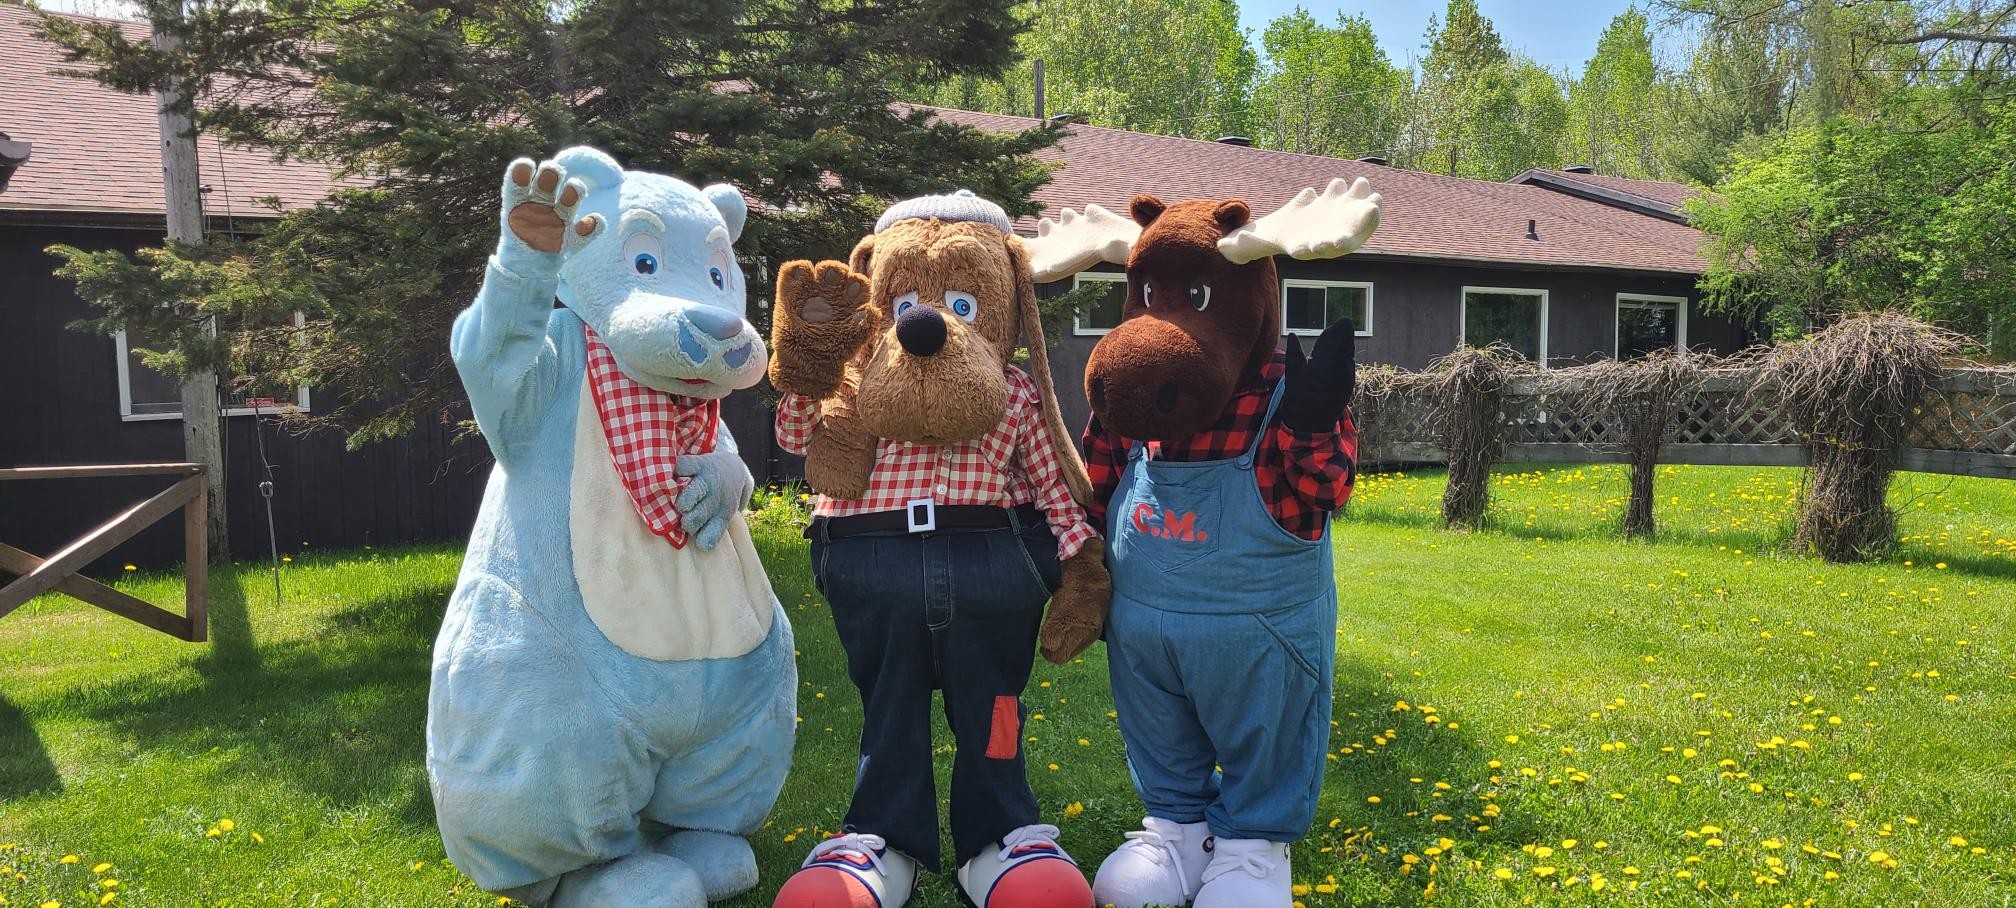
left=1547, top=171, right=1701, bottom=209
left=0, top=5, right=339, bottom=222
left=932, top=107, right=1707, bottom=275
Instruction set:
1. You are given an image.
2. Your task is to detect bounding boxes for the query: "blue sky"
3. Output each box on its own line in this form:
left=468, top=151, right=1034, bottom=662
left=1238, top=0, right=1651, bottom=74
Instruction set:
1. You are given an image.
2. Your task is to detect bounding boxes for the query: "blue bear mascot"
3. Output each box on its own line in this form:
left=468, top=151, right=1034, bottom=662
left=427, top=147, right=796, bottom=908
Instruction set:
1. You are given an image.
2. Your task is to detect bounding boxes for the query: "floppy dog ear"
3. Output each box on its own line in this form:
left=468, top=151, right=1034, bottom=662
left=1007, top=236, right=1095, bottom=508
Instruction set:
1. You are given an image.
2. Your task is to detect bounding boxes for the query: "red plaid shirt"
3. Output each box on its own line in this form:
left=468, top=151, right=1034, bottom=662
left=1083, top=351, right=1357, bottom=540
left=584, top=327, right=720, bottom=548
left=776, top=366, right=1096, bottom=559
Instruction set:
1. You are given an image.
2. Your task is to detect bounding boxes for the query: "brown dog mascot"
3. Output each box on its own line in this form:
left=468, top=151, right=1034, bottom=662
left=766, top=191, right=1107, bottom=908
left=1028, top=179, right=1381, bottom=908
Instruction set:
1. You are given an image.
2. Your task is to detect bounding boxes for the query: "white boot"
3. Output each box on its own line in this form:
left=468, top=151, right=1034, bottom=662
left=1191, top=838, right=1292, bottom=908
left=956, top=824, right=1093, bottom=908
left=1091, top=817, right=1211, bottom=908
left=771, top=833, right=917, bottom=908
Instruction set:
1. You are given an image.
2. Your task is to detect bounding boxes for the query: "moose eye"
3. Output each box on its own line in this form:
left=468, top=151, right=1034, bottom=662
left=892, top=290, right=920, bottom=317
left=944, top=290, right=978, bottom=322
left=633, top=253, right=658, bottom=275
left=1140, top=282, right=1153, bottom=308
left=1188, top=280, right=1211, bottom=311
left=708, top=267, right=725, bottom=289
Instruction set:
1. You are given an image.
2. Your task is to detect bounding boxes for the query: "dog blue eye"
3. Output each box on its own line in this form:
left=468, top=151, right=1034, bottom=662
left=709, top=267, right=725, bottom=289
left=634, top=253, right=658, bottom=275
left=944, top=291, right=978, bottom=322
left=896, top=301, right=914, bottom=316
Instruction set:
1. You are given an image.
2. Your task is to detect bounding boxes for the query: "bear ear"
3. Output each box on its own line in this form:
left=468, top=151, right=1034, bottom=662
left=1129, top=194, right=1166, bottom=228
left=1212, top=199, right=1251, bottom=233
left=703, top=183, right=747, bottom=243
left=552, top=146, right=623, bottom=192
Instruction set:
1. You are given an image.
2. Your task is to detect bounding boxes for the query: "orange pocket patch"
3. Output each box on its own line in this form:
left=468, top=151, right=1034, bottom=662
left=986, top=696, right=1021, bottom=760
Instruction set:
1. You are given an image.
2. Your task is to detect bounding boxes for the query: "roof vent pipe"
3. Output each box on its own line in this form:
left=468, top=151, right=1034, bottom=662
left=0, top=132, right=30, bottom=193
left=1563, top=164, right=1595, bottom=174
left=1525, top=218, right=1539, bottom=241
left=1215, top=135, right=1252, bottom=146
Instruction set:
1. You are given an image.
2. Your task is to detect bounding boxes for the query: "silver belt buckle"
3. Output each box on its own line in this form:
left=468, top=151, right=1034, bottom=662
left=905, top=498, right=937, bottom=533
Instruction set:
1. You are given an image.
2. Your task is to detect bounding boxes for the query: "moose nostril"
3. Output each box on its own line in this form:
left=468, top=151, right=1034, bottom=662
left=1156, top=380, right=1179, bottom=414
left=1089, top=376, right=1106, bottom=411
left=895, top=305, right=947, bottom=356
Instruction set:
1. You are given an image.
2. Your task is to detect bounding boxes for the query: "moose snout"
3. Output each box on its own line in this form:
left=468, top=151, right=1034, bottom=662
left=895, top=305, right=947, bottom=356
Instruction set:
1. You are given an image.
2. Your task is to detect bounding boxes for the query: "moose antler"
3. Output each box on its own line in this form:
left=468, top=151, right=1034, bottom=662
left=1218, top=177, right=1381, bottom=265
left=1024, top=204, right=1142, bottom=283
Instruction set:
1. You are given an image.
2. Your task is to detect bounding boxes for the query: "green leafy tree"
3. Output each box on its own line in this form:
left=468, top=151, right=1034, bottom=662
left=1690, top=99, right=2016, bottom=350
left=1248, top=8, right=1408, bottom=157
left=911, top=0, right=1258, bottom=140
left=38, top=0, right=1059, bottom=443
left=1398, top=0, right=1569, bottom=179
left=1564, top=6, right=1662, bottom=177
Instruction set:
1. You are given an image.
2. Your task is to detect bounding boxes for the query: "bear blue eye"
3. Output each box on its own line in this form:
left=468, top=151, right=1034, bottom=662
left=634, top=253, right=658, bottom=275
left=944, top=291, right=978, bottom=322
left=709, top=267, right=725, bottom=290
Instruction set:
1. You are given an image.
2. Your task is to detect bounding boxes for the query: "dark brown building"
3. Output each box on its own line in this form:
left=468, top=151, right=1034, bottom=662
left=3, top=8, right=1743, bottom=567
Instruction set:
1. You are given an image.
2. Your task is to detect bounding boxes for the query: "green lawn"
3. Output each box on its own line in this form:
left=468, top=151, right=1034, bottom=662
left=4, top=465, right=2014, bottom=907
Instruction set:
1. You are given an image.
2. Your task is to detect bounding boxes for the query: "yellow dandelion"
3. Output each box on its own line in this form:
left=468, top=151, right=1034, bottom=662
left=92, top=864, right=112, bottom=874
left=1493, top=867, right=1514, bottom=880
left=60, top=856, right=79, bottom=865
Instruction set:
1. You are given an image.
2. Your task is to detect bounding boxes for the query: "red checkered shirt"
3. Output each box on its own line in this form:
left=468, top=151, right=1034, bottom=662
left=775, top=366, right=1096, bottom=559
left=585, top=327, right=719, bottom=549
left=1083, top=351, right=1357, bottom=540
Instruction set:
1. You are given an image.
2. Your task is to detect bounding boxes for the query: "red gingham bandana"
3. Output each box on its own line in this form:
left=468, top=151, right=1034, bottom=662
left=583, top=326, right=719, bottom=549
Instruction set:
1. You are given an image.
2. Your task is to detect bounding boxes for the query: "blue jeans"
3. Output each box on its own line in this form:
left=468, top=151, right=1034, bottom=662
left=811, top=514, right=1062, bottom=870
left=1105, top=591, right=1336, bottom=842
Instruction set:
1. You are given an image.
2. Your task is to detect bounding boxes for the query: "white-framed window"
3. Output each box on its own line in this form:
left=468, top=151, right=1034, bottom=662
left=1071, top=271, right=1128, bottom=335
left=1615, top=293, right=1689, bottom=358
left=1281, top=279, right=1373, bottom=337
left=1459, top=286, right=1549, bottom=363
left=115, top=314, right=312, bottom=421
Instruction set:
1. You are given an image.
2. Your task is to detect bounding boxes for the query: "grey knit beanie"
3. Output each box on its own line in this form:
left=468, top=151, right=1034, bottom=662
left=874, top=189, right=1011, bottom=235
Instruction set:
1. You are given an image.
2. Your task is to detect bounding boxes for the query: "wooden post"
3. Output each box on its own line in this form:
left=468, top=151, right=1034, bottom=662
left=153, top=1, right=227, bottom=558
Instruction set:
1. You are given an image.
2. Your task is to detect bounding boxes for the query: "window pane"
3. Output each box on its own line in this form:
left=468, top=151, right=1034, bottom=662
left=123, top=325, right=183, bottom=415
left=1324, top=286, right=1367, bottom=328
left=1464, top=291, right=1542, bottom=361
left=1284, top=285, right=1326, bottom=330
left=1080, top=279, right=1126, bottom=330
left=1618, top=302, right=1678, bottom=358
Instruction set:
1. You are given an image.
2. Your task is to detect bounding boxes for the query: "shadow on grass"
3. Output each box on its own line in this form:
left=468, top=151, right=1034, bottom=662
left=49, top=566, right=452, bottom=825
left=0, top=692, right=61, bottom=800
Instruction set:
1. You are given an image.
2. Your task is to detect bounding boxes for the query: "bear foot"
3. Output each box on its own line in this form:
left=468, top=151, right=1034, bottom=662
left=653, top=829, right=759, bottom=901
left=551, top=852, right=706, bottom=908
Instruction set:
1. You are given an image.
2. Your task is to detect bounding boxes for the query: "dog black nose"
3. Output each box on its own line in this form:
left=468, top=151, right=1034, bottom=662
left=1155, top=380, right=1179, bottom=414
left=895, top=305, right=947, bottom=356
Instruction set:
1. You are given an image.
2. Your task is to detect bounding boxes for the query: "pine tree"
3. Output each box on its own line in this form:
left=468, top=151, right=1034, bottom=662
left=38, top=0, right=1057, bottom=443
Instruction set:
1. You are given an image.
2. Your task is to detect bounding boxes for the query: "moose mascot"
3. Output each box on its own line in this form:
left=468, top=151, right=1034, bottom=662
left=1026, top=178, right=1382, bottom=908
left=766, top=191, right=1111, bottom=908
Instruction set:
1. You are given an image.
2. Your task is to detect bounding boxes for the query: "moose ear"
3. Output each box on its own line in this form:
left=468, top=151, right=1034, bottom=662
left=552, top=146, right=623, bottom=192
left=702, top=183, right=747, bottom=243
left=1129, top=194, right=1166, bottom=228
left=1212, top=199, right=1251, bottom=233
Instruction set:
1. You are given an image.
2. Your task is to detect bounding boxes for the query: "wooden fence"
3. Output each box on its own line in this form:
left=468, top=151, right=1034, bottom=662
left=1360, top=368, right=2016, bottom=481
left=0, top=463, right=209, bottom=641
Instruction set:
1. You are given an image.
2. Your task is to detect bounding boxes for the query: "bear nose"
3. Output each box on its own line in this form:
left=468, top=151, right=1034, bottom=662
left=685, top=305, right=747, bottom=341
left=895, top=305, right=947, bottom=356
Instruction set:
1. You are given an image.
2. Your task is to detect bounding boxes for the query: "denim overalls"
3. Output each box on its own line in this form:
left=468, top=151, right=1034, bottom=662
left=1104, top=380, right=1338, bottom=842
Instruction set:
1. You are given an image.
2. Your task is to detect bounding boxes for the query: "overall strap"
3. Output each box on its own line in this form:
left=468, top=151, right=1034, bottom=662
left=1128, top=440, right=1148, bottom=462
left=1237, top=379, right=1289, bottom=468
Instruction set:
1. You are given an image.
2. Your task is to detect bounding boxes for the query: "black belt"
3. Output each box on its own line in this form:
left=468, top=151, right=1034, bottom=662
left=811, top=503, right=1043, bottom=539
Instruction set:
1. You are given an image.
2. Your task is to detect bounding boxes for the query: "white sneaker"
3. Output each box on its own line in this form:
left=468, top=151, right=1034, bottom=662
left=1092, top=817, right=1212, bottom=908
left=1192, top=839, right=1292, bottom=908
left=771, top=832, right=917, bottom=908
left=956, top=824, right=1093, bottom=908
